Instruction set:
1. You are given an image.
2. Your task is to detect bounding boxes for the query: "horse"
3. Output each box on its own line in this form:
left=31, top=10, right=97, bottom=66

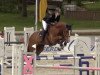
left=27, top=22, right=72, bottom=56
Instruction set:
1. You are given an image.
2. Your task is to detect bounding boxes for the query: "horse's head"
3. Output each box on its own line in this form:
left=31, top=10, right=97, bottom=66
left=56, top=22, right=72, bottom=47
left=64, top=24, right=72, bottom=44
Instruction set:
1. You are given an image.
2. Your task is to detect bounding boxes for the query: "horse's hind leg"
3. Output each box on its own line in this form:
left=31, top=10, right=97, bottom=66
left=36, top=44, right=44, bottom=56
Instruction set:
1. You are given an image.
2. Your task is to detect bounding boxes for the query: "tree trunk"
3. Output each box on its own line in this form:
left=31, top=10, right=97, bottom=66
left=17, top=0, right=22, bottom=13
left=22, top=0, right=27, bottom=17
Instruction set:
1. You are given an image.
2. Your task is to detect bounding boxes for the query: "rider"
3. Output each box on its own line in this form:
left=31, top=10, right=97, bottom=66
left=41, top=7, right=61, bottom=42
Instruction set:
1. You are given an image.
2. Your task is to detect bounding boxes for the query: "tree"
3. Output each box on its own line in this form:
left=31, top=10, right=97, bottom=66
left=0, top=0, right=17, bottom=13
left=76, top=0, right=83, bottom=6
left=67, top=0, right=72, bottom=4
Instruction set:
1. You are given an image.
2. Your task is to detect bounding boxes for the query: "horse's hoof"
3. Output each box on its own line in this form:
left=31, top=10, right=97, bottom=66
left=60, top=44, right=63, bottom=47
left=64, top=42, right=67, bottom=46
left=58, top=48, right=61, bottom=51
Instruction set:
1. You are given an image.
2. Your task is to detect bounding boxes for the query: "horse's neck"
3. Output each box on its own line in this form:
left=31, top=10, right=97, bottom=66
left=45, top=36, right=53, bottom=45
left=45, top=23, right=65, bottom=44
left=44, top=30, right=55, bottom=45
left=45, top=28, right=59, bottom=44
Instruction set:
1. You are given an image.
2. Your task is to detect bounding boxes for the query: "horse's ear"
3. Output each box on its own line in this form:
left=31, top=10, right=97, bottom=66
left=66, top=24, right=72, bottom=30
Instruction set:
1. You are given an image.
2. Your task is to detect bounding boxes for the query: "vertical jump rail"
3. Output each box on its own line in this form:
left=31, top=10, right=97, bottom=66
left=95, top=37, right=100, bottom=75
left=24, top=27, right=34, bottom=52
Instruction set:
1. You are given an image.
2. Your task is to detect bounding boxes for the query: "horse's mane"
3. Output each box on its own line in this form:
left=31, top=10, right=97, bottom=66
left=55, top=22, right=65, bottom=26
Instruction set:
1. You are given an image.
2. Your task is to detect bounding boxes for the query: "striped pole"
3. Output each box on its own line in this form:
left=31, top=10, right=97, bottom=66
left=36, top=56, right=95, bottom=60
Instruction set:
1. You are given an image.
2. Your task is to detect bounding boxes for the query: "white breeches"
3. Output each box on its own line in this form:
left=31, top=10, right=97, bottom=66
left=42, top=20, right=47, bottom=30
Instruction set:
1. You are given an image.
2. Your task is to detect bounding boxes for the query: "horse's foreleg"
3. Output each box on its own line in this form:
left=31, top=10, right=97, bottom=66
left=27, top=43, right=35, bottom=52
left=64, top=41, right=68, bottom=46
left=36, top=44, right=44, bottom=56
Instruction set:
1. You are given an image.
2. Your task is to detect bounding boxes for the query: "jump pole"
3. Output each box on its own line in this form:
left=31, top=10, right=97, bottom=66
left=36, top=65, right=100, bottom=71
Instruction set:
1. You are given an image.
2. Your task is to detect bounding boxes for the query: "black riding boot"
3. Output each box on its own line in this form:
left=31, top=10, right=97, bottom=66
left=41, top=30, right=47, bottom=42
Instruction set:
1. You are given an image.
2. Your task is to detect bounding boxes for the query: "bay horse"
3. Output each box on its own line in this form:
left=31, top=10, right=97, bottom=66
left=27, top=22, right=72, bottom=56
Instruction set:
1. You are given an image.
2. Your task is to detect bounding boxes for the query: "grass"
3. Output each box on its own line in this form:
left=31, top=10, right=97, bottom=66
left=0, top=13, right=35, bottom=31
left=83, top=1, right=100, bottom=11
left=61, top=16, right=100, bottom=29
left=0, top=12, right=100, bottom=31
left=66, top=20, right=100, bottom=29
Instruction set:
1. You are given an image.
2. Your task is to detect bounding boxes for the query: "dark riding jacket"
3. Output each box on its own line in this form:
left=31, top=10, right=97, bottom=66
left=43, top=13, right=60, bottom=25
